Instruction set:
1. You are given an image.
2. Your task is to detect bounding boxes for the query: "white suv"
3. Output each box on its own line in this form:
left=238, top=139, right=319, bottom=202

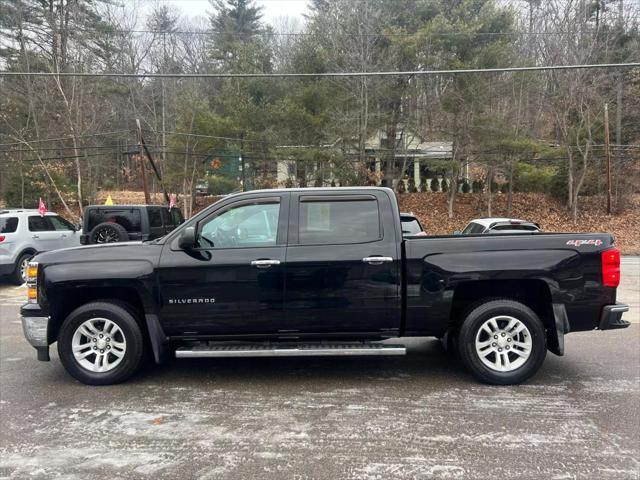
left=0, top=209, right=81, bottom=284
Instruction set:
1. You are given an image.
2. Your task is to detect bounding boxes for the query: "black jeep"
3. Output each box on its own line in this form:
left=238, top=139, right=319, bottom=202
left=80, top=205, right=184, bottom=244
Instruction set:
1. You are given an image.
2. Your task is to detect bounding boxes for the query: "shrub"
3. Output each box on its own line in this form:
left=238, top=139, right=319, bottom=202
left=472, top=180, right=484, bottom=193
left=461, top=180, right=471, bottom=193
left=430, top=178, right=440, bottom=192
left=441, top=178, right=449, bottom=192
left=207, top=175, right=240, bottom=195
left=514, top=162, right=557, bottom=193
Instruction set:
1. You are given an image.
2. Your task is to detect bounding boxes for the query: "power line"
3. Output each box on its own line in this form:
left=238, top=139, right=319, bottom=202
left=0, top=62, right=638, bottom=78
left=0, top=130, right=132, bottom=147
left=4, top=26, right=602, bottom=38
left=0, top=144, right=153, bottom=153
left=159, top=130, right=271, bottom=145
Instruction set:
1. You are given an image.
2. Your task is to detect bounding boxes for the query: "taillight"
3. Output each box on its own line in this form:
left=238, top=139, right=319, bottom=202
left=0, top=235, right=5, bottom=242
left=601, top=248, right=620, bottom=288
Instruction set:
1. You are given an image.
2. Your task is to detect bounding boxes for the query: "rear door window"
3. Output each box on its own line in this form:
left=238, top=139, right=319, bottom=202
left=148, top=208, right=163, bottom=228
left=28, top=216, right=55, bottom=232
left=170, top=209, right=184, bottom=226
left=298, top=197, right=381, bottom=245
left=49, top=215, right=75, bottom=231
left=0, top=217, right=19, bottom=233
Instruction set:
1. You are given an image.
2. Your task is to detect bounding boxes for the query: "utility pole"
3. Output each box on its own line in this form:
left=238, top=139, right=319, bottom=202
left=604, top=103, right=612, bottom=214
left=240, top=132, right=245, bottom=192
left=615, top=0, right=624, bottom=169
left=162, top=32, right=167, bottom=169
left=136, top=119, right=151, bottom=204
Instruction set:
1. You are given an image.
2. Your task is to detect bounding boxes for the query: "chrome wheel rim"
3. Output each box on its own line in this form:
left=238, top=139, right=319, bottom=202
left=95, top=227, right=119, bottom=243
left=71, top=318, right=127, bottom=373
left=475, top=315, right=532, bottom=372
left=19, top=257, right=30, bottom=283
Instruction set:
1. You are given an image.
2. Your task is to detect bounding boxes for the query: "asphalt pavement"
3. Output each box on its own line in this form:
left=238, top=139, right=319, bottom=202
left=0, top=260, right=638, bottom=479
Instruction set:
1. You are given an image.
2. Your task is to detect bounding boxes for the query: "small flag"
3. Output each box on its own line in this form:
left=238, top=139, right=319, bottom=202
left=38, top=198, right=47, bottom=217
left=169, top=193, right=177, bottom=211
left=104, top=195, right=114, bottom=206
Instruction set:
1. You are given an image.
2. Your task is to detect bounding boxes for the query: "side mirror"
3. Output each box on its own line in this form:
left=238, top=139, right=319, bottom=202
left=178, top=226, right=196, bottom=250
left=453, top=230, right=462, bottom=235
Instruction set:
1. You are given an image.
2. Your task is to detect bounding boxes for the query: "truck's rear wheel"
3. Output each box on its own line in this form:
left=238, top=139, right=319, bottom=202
left=58, top=301, right=144, bottom=385
left=457, top=299, right=546, bottom=385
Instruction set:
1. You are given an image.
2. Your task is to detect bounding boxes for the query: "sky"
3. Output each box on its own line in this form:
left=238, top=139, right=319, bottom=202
left=164, top=0, right=310, bottom=27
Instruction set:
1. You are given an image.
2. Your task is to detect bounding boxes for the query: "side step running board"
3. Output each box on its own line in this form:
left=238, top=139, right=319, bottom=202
left=175, top=343, right=406, bottom=358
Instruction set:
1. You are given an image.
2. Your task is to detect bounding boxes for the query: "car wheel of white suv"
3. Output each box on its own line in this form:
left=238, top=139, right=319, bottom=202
left=10, top=253, right=32, bottom=285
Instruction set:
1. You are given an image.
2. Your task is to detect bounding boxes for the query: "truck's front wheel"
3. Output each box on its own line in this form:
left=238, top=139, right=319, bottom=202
left=457, top=299, right=546, bottom=385
left=58, top=302, right=145, bottom=385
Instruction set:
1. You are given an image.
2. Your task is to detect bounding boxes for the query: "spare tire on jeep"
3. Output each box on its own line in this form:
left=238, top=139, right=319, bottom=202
left=89, top=222, right=129, bottom=244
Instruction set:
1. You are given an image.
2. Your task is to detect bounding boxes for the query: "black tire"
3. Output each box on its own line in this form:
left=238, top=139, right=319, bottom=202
left=89, top=222, right=129, bottom=244
left=457, top=299, right=546, bottom=385
left=10, top=252, right=33, bottom=285
left=57, top=301, right=145, bottom=385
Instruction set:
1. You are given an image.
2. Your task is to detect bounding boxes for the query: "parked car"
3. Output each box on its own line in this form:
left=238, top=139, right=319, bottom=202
left=195, top=180, right=209, bottom=196
left=21, top=187, right=627, bottom=386
left=400, top=212, right=427, bottom=237
left=0, top=209, right=81, bottom=285
left=459, top=218, right=541, bottom=235
left=80, top=205, right=185, bottom=244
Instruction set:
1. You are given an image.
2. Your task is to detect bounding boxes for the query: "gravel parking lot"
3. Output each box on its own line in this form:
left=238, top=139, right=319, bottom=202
left=0, top=260, right=638, bottom=479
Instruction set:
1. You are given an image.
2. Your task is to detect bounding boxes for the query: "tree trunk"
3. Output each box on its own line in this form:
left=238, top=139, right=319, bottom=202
left=567, top=149, right=574, bottom=210
left=486, top=167, right=494, bottom=217
left=507, top=160, right=514, bottom=216
left=447, top=149, right=460, bottom=219
left=571, top=144, right=590, bottom=223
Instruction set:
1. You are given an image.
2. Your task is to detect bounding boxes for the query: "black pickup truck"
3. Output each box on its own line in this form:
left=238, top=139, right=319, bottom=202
left=21, top=187, right=629, bottom=385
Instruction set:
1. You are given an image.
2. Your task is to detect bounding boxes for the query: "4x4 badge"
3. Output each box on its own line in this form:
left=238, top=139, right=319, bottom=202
left=566, top=239, right=603, bottom=247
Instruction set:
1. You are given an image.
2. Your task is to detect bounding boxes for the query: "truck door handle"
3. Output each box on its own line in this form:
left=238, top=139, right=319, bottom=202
left=60, top=234, right=68, bottom=238
left=32, top=235, right=39, bottom=239
left=362, top=256, right=394, bottom=265
left=251, top=259, right=281, bottom=268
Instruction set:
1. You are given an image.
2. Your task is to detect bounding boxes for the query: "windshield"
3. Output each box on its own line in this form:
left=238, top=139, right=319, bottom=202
left=491, top=224, right=538, bottom=231
left=401, top=218, right=423, bottom=235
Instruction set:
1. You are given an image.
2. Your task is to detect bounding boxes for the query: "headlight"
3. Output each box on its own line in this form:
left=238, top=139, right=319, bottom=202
left=27, top=261, right=38, bottom=304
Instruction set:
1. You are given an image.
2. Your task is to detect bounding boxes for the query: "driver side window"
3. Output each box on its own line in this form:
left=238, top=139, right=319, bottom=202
left=198, top=201, right=280, bottom=249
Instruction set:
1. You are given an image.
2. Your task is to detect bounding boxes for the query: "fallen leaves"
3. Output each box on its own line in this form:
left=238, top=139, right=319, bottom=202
left=398, top=192, right=640, bottom=255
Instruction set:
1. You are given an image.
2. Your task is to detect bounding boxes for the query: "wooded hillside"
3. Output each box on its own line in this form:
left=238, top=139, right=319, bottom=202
left=1, top=0, right=639, bottom=222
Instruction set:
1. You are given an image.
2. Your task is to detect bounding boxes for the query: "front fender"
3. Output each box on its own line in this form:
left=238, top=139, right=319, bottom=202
left=42, top=259, right=157, bottom=314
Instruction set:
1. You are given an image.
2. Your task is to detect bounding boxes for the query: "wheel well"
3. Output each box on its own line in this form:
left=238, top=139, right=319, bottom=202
left=48, top=287, right=146, bottom=343
left=450, top=280, right=554, bottom=333
left=18, top=248, right=37, bottom=259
